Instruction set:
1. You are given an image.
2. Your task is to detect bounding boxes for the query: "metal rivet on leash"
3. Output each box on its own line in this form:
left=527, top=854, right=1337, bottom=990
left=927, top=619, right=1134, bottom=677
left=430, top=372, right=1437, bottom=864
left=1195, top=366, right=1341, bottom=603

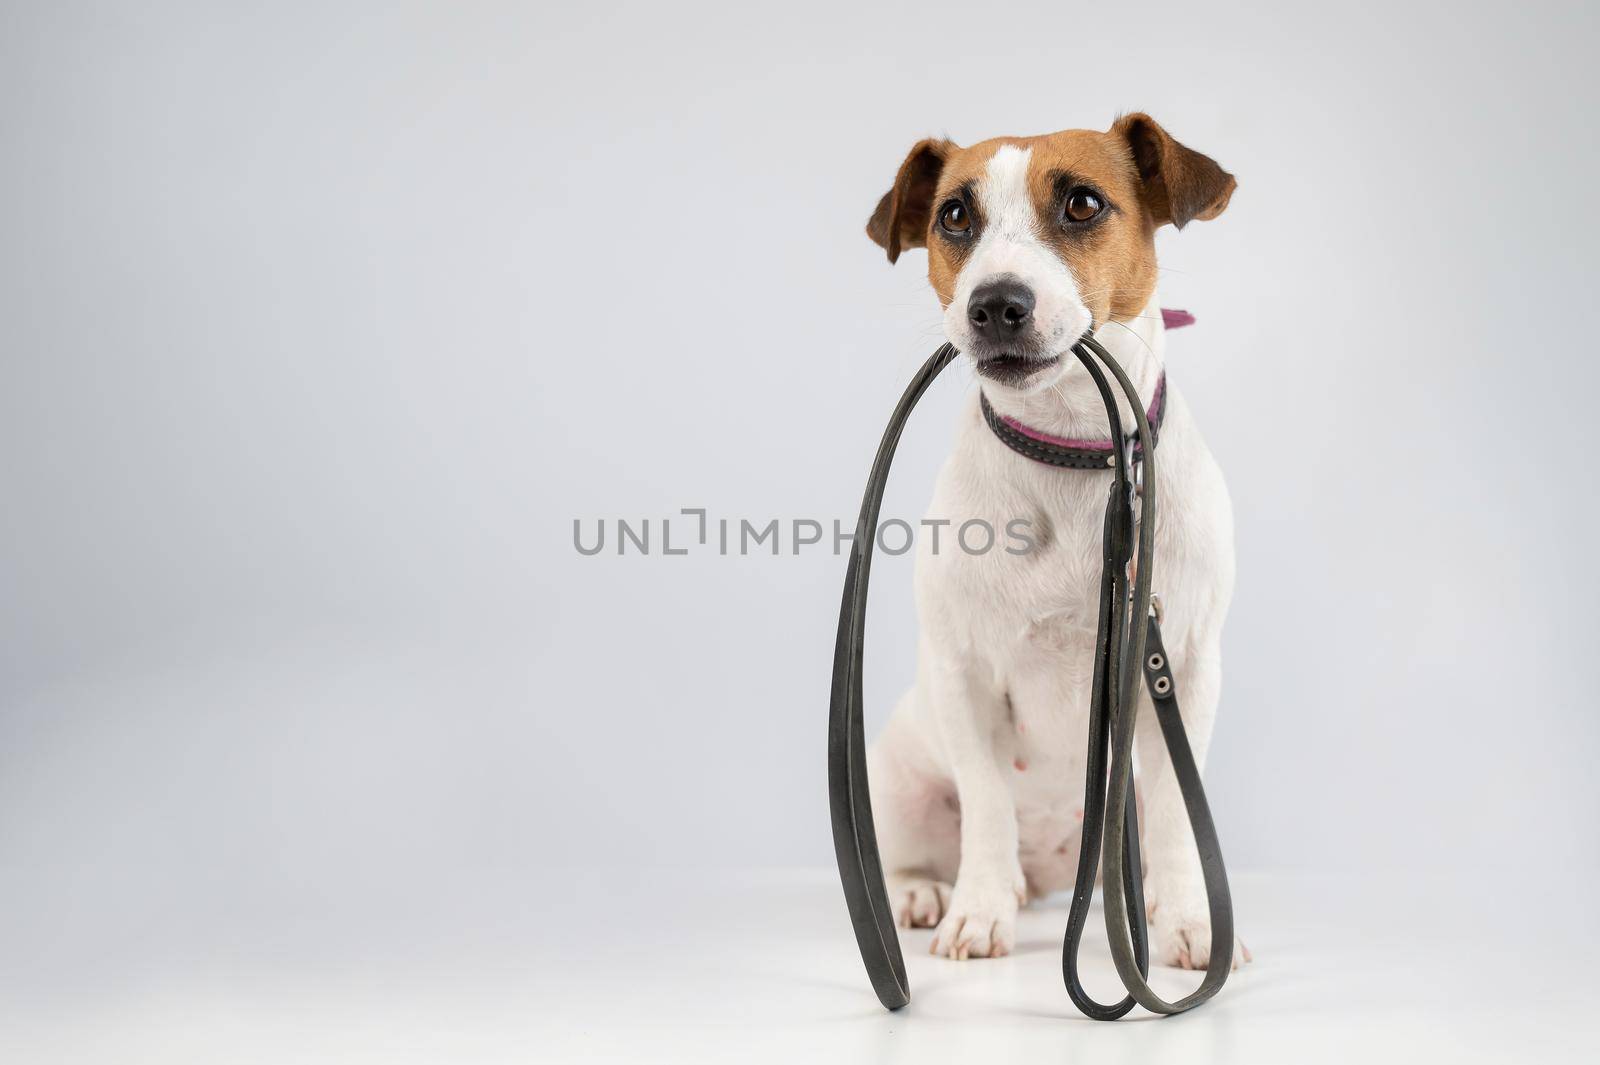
left=828, top=333, right=1235, bottom=1019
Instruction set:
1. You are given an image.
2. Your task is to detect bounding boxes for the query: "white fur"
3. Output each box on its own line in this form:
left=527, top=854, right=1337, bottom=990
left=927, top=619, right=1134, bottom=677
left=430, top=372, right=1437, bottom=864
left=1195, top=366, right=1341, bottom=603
left=870, top=152, right=1244, bottom=967
left=941, top=146, right=1093, bottom=393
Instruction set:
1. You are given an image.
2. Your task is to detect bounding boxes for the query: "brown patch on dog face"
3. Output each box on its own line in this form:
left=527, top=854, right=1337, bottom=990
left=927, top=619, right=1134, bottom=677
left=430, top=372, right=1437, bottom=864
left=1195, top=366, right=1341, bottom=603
left=1018, top=131, right=1161, bottom=325
left=915, top=141, right=1008, bottom=308
left=866, top=116, right=1234, bottom=327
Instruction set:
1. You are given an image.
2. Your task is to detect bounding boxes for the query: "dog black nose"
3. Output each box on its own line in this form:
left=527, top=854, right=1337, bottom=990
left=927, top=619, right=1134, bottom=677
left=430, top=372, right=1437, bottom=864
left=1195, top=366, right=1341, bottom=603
left=967, top=278, right=1036, bottom=341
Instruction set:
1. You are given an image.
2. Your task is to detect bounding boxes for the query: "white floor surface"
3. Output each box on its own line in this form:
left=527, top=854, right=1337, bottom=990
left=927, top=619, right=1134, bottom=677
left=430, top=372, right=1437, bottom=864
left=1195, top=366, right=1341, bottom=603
left=3, top=867, right=1596, bottom=1063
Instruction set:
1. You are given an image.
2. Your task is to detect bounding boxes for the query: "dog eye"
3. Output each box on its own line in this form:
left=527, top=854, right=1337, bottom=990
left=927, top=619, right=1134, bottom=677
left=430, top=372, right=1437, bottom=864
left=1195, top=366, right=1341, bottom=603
left=1064, top=190, right=1104, bottom=223
left=938, top=200, right=971, bottom=235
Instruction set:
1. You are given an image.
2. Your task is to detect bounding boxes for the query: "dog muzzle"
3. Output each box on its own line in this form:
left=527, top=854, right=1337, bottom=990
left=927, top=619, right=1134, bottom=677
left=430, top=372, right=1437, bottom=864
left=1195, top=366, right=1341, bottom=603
left=827, top=331, right=1234, bottom=1019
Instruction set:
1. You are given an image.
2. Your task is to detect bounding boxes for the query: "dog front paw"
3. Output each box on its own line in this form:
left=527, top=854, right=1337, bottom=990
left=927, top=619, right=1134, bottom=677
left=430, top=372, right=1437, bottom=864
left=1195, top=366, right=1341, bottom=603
left=888, top=875, right=952, bottom=929
left=1148, top=903, right=1252, bottom=971
left=929, top=880, right=1023, bottom=960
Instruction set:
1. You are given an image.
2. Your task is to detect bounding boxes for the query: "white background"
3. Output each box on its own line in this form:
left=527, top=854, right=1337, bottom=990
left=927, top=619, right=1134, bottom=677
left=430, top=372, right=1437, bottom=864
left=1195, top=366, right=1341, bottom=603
left=3, top=1, right=1597, bottom=1060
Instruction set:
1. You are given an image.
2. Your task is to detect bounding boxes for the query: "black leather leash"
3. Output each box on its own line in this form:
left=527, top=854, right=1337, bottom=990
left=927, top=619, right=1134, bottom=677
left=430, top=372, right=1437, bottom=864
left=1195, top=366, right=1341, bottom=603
left=828, top=334, right=1234, bottom=1018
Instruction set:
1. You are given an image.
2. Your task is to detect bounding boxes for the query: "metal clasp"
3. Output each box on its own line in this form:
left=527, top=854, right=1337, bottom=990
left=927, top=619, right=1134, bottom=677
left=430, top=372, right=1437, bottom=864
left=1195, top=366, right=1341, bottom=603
left=1127, top=433, right=1146, bottom=499
left=1122, top=435, right=1146, bottom=588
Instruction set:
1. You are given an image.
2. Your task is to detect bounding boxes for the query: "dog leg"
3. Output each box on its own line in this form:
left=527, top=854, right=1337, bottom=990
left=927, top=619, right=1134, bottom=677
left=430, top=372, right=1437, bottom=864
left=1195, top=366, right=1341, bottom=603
left=921, top=658, right=1024, bottom=960
left=869, top=702, right=959, bottom=929
left=1135, top=641, right=1251, bottom=970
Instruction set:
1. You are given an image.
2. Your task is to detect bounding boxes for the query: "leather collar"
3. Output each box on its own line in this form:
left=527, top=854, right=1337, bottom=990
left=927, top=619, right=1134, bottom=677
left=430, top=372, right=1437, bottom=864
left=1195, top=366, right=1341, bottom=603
left=980, top=373, right=1166, bottom=470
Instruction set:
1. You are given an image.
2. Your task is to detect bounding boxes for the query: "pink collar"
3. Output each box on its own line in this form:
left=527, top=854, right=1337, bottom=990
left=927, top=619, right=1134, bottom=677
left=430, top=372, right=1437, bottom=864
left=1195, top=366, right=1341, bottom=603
left=988, top=374, right=1165, bottom=453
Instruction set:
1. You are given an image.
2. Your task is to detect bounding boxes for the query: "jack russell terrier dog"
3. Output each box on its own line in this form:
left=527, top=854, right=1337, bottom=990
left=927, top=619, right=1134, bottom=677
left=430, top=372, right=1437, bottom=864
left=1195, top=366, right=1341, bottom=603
left=864, top=113, right=1250, bottom=969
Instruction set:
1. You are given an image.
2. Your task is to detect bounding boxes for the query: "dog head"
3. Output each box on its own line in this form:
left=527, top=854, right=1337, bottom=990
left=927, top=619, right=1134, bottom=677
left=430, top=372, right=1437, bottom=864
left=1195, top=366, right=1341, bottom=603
left=867, top=114, right=1235, bottom=390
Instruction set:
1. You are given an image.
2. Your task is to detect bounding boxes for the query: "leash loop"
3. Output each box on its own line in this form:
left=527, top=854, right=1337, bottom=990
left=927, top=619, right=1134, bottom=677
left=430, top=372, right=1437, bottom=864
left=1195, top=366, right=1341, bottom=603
left=827, top=343, right=956, bottom=1010
left=828, top=335, right=1234, bottom=1018
left=1063, top=334, right=1235, bottom=1017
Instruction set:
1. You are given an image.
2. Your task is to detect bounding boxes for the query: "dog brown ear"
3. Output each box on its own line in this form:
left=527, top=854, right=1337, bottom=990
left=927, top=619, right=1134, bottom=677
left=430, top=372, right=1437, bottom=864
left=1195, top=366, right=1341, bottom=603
left=1112, top=113, right=1236, bottom=229
left=866, top=138, right=955, bottom=263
